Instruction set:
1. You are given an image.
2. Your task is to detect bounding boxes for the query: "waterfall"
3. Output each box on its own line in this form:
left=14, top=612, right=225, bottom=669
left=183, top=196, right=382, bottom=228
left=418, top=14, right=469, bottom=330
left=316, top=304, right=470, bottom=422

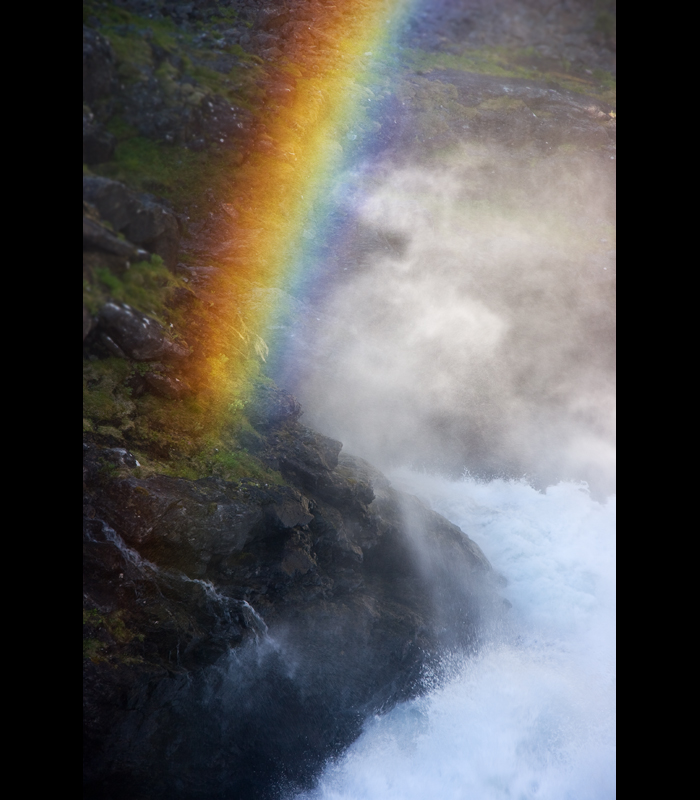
left=291, top=475, right=615, bottom=799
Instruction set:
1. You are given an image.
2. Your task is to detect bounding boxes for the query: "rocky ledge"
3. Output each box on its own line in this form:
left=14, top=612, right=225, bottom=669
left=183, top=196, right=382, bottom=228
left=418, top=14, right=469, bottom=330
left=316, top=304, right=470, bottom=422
left=83, top=3, right=613, bottom=797
left=83, top=392, right=507, bottom=799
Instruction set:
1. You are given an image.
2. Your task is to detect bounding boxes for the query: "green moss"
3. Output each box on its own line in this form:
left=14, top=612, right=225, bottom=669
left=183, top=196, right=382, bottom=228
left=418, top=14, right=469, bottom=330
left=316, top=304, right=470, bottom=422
left=110, top=32, right=152, bottom=69
left=478, top=96, right=526, bottom=112
left=95, top=136, right=239, bottom=207
left=83, top=279, right=102, bottom=315
left=593, top=69, right=616, bottom=93
left=188, top=57, right=266, bottom=110
left=105, top=115, right=139, bottom=141
left=85, top=5, right=266, bottom=209
left=96, top=425, right=128, bottom=441
left=83, top=358, right=135, bottom=429
left=92, top=256, right=184, bottom=327
left=211, top=8, right=238, bottom=26
left=83, top=608, right=145, bottom=664
left=594, top=11, right=616, bottom=38
left=83, top=638, right=105, bottom=662
left=83, top=608, right=144, bottom=642
left=210, top=449, right=284, bottom=485
left=129, top=433, right=285, bottom=487
left=404, top=46, right=615, bottom=102
left=406, top=47, right=530, bottom=79
left=83, top=608, right=104, bottom=625
left=225, top=551, right=255, bottom=565
left=95, top=266, right=122, bottom=293
left=111, top=611, right=145, bottom=644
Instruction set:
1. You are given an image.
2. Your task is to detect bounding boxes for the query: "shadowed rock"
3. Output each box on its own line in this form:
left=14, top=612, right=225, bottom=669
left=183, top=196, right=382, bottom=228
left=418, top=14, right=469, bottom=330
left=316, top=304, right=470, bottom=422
left=247, top=383, right=303, bottom=431
left=83, top=176, right=180, bottom=268
left=83, top=215, right=145, bottom=261
left=83, top=26, right=116, bottom=104
left=83, top=108, right=116, bottom=164
left=83, top=423, right=507, bottom=800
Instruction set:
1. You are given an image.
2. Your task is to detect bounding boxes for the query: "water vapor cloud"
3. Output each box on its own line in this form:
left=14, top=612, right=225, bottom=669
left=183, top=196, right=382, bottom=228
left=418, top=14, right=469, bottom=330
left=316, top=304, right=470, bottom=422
left=286, top=142, right=616, bottom=497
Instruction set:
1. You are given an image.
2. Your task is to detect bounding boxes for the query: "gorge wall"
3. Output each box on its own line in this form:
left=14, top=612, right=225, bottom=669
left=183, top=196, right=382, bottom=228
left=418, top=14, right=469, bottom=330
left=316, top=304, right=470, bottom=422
left=83, top=2, right=615, bottom=797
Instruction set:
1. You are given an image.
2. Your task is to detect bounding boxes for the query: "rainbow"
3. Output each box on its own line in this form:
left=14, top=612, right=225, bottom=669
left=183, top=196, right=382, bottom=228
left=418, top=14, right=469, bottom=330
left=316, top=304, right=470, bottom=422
left=184, top=0, right=413, bottom=424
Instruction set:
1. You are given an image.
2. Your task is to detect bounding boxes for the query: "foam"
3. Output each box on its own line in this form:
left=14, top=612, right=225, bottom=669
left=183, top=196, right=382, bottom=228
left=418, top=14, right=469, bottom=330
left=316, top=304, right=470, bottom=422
left=293, top=475, right=616, bottom=799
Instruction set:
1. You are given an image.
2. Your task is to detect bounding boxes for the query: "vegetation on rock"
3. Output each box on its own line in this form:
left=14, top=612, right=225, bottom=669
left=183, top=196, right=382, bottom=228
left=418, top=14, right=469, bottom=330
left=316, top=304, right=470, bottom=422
left=84, top=3, right=615, bottom=797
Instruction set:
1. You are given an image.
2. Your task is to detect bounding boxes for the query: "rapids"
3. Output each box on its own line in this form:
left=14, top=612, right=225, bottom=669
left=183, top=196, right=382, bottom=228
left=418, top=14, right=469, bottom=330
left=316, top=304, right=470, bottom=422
left=291, top=474, right=615, bottom=800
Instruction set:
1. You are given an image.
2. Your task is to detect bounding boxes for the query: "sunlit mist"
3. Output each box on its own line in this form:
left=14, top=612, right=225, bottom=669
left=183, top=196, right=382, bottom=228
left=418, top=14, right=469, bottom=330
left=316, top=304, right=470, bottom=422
left=282, top=141, right=615, bottom=497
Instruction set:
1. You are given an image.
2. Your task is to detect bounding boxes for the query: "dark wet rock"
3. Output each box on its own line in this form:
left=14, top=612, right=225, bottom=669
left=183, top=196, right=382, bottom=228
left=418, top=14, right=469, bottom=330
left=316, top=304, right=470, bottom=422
left=83, top=426, right=505, bottom=799
left=83, top=108, right=117, bottom=164
left=99, top=332, right=128, bottom=359
left=259, top=7, right=290, bottom=31
left=83, top=177, right=133, bottom=230
left=83, top=176, right=180, bottom=268
left=82, top=510, right=254, bottom=672
left=122, top=195, right=181, bottom=268
left=100, top=447, right=142, bottom=469
left=83, top=215, right=145, bottom=261
left=83, top=511, right=263, bottom=793
left=98, top=302, right=190, bottom=362
left=270, top=492, right=314, bottom=529
left=143, top=369, right=191, bottom=399
left=247, top=383, right=303, bottom=431
left=83, top=26, right=117, bottom=104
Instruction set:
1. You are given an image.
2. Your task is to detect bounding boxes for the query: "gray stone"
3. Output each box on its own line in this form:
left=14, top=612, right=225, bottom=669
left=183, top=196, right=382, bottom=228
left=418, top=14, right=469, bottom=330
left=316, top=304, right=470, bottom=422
left=83, top=215, right=144, bottom=260
left=143, top=370, right=190, bottom=399
left=248, top=384, right=303, bottom=430
left=83, top=26, right=116, bottom=104
left=99, top=332, right=127, bottom=359
left=83, top=109, right=116, bottom=164
left=83, top=176, right=180, bottom=268
left=98, top=302, right=190, bottom=362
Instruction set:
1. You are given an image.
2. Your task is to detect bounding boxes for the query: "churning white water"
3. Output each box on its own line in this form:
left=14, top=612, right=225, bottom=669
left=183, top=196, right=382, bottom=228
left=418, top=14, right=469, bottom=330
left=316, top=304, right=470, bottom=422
left=292, top=474, right=615, bottom=800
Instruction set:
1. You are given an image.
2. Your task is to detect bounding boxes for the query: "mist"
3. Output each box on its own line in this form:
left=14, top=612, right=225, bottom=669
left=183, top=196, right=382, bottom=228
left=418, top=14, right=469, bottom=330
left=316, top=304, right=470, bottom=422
left=280, top=141, right=615, bottom=498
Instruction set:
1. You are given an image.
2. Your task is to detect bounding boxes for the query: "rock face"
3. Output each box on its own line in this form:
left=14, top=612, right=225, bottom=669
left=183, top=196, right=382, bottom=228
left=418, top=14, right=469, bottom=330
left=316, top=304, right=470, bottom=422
left=83, top=419, right=506, bottom=800
left=83, top=3, right=614, bottom=797
left=98, top=301, right=190, bottom=361
left=83, top=107, right=117, bottom=164
left=83, top=176, right=181, bottom=268
left=83, top=25, right=116, bottom=105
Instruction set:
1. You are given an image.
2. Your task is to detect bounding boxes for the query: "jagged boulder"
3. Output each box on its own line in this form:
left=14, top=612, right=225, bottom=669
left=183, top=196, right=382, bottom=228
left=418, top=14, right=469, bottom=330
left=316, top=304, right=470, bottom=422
left=98, top=302, right=189, bottom=362
left=83, top=176, right=180, bottom=268
left=83, top=214, right=146, bottom=261
left=247, top=383, right=303, bottom=431
left=142, top=369, right=191, bottom=399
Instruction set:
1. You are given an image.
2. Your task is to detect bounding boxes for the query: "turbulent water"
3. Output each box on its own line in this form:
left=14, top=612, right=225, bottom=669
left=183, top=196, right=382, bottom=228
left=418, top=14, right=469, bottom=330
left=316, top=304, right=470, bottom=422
left=291, top=473, right=616, bottom=800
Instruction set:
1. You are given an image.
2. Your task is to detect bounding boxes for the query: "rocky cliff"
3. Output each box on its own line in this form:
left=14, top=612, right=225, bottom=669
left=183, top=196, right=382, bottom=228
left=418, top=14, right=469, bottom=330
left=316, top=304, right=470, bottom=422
left=83, top=2, right=614, bottom=797
left=83, top=409, right=506, bottom=798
